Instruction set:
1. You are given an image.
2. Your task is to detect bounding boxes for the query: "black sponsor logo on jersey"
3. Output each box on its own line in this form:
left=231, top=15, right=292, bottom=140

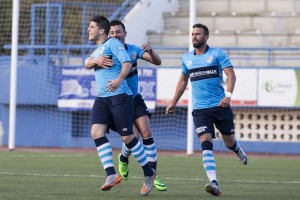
left=189, top=66, right=219, bottom=81
left=127, top=63, right=138, bottom=78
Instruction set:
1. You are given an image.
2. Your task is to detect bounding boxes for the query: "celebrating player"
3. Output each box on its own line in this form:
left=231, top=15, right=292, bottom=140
left=109, top=20, right=167, bottom=191
left=91, top=19, right=167, bottom=191
left=85, top=15, right=155, bottom=196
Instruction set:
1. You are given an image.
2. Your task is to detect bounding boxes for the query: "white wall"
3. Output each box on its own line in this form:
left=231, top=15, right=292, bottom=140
left=124, top=0, right=179, bottom=45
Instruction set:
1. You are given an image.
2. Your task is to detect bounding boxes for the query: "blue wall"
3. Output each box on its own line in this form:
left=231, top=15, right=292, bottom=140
left=0, top=57, right=59, bottom=104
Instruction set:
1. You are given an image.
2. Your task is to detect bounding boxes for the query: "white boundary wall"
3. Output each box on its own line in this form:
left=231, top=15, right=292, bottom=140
left=0, top=122, right=3, bottom=145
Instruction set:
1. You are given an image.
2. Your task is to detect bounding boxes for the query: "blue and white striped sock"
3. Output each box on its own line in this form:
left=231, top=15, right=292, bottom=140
left=143, top=137, right=157, bottom=171
left=202, top=150, right=217, bottom=182
left=122, top=142, right=132, bottom=157
left=94, top=137, right=115, bottom=176
left=126, top=137, right=153, bottom=177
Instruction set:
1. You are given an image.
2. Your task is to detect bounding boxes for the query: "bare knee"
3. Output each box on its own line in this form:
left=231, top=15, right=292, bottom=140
left=199, top=133, right=213, bottom=143
left=140, top=128, right=152, bottom=139
left=134, top=116, right=152, bottom=139
left=90, top=130, right=98, bottom=139
left=121, top=134, right=134, bottom=144
left=134, top=124, right=152, bottom=139
left=90, top=124, right=106, bottom=139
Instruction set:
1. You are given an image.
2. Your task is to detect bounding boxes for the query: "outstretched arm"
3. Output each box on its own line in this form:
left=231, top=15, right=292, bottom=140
left=166, top=73, right=189, bottom=114
left=141, top=44, right=161, bottom=65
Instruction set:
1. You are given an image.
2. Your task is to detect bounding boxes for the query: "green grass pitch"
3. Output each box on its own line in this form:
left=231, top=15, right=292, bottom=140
left=0, top=149, right=299, bottom=200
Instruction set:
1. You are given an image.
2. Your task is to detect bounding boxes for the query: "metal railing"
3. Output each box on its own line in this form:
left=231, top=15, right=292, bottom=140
left=3, top=44, right=300, bottom=68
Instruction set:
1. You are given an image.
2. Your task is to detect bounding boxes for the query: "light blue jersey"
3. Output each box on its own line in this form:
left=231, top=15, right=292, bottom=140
left=124, top=44, right=145, bottom=96
left=182, top=46, right=232, bottom=109
left=90, top=38, right=132, bottom=97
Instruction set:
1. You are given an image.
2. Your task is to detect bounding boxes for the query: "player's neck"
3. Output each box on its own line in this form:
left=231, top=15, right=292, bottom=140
left=194, top=45, right=208, bottom=55
left=96, top=35, right=109, bottom=45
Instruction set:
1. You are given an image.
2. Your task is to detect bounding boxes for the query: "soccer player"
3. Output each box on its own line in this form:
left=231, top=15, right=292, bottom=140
left=165, top=23, right=248, bottom=196
left=85, top=15, right=155, bottom=196
left=94, top=20, right=167, bottom=191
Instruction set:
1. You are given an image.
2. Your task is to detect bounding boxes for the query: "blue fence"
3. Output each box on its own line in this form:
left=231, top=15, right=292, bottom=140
left=5, top=44, right=300, bottom=68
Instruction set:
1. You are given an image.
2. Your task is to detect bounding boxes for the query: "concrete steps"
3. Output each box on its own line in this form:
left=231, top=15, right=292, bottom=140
left=146, top=0, right=300, bottom=67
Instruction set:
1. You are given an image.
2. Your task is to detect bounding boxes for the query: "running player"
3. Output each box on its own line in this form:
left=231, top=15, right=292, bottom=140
left=166, top=23, right=248, bottom=196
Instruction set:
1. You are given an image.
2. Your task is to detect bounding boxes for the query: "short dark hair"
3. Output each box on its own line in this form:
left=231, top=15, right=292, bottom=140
left=110, top=20, right=126, bottom=31
left=193, top=23, right=209, bottom=35
left=90, top=15, right=110, bottom=35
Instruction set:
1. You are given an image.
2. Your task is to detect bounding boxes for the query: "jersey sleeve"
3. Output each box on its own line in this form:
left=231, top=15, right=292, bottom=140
left=218, top=48, right=233, bottom=69
left=110, top=38, right=131, bottom=64
left=181, top=54, right=189, bottom=75
left=134, top=45, right=145, bottom=59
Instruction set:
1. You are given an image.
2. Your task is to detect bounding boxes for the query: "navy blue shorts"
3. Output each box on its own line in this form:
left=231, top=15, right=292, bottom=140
left=91, top=93, right=134, bottom=136
left=110, top=94, right=150, bottom=132
left=192, top=106, right=235, bottom=138
left=134, top=94, right=151, bottom=119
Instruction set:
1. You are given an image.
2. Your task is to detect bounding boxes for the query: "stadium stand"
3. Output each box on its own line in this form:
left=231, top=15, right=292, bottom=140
left=145, top=0, right=300, bottom=153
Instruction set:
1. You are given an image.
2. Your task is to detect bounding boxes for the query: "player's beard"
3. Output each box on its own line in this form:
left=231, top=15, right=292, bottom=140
left=115, top=36, right=125, bottom=43
left=89, top=34, right=99, bottom=42
left=193, top=40, right=205, bottom=48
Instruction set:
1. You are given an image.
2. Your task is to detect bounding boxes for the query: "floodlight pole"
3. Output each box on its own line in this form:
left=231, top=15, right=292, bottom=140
left=187, top=0, right=196, bottom=155
left=8, top=0, right=20, bottom=150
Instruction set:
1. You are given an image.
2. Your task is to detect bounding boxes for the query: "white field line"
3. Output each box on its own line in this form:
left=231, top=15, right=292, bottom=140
left=0, top=154, right=85, bottom=158
left=0, top=171, right=299, bottom=184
